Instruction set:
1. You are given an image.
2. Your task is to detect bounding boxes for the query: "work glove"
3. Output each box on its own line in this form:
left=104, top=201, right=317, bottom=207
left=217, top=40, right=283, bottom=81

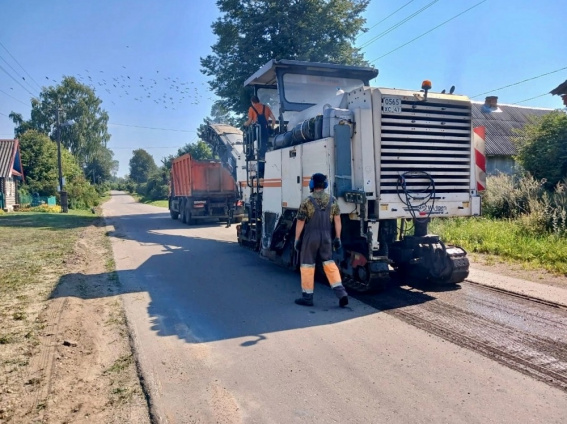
left=333, top=238, right=342, bottom=250
left=294, top=239, right=301, bottom=251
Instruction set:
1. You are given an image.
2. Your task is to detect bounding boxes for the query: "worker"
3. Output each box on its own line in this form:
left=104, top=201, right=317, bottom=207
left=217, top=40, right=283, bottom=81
left=244, top=96, right=276, bottom=176
left=294, top=173, right=349, bottom=308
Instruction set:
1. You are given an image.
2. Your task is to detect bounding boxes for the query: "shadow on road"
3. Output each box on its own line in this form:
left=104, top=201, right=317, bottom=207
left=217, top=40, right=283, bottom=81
left=50, top=205, right=441, bottom=345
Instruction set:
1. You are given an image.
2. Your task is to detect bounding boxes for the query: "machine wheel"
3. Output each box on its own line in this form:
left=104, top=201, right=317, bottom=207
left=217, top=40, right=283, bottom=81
left=170, top=209, right=179, bottom=220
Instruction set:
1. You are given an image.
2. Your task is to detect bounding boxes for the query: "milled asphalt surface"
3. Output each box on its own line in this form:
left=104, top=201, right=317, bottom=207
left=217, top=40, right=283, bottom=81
left=103, top=192, right=567, bottom=423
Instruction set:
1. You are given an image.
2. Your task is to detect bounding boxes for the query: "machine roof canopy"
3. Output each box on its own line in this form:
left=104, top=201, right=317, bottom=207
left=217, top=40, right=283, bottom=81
left=243, top=59, right=378, bottom=88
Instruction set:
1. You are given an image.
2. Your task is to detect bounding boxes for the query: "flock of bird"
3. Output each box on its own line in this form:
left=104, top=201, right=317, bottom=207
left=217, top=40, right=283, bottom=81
left=42, top=66, right=213, bottom=111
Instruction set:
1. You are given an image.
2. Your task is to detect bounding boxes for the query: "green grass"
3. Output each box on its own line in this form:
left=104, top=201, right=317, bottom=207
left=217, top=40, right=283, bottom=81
left=430, top=217, right=567, bottom=275
left=144, top=199, right=168, bottom=208
left=104, top=354, right=133, bottom=374
left=0, top=211, right=99, bottom=291
left=128, top=192, right=168, bottom=208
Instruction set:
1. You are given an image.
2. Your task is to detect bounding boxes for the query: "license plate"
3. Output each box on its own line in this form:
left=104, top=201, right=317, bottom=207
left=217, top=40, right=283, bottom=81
left=382, top=96, right=402, bottom=113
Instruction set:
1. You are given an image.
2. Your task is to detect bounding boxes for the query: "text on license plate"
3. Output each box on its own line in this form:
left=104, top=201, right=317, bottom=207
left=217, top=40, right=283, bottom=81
left=382, top=96, right=402, bottom=113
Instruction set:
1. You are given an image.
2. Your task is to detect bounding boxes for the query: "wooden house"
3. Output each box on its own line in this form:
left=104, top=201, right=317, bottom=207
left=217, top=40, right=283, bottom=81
left=0, top=139, right=24, bottom=211
left=472, top=97, right=553, bottom=175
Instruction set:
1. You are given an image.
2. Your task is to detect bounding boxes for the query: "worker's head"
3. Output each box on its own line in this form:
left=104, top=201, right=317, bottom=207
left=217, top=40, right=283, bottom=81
left=309, top=173, right=328, bottom=192
left=251, top=95, right=260, bottom=104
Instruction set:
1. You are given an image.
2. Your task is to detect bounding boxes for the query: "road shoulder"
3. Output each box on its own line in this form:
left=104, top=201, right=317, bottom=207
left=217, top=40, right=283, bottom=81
left=468, top=254, right=567, bottom=307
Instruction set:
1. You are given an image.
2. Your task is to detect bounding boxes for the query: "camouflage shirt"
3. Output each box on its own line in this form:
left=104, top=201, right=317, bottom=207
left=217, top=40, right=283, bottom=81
left=296, top=191, right=340, bottom=222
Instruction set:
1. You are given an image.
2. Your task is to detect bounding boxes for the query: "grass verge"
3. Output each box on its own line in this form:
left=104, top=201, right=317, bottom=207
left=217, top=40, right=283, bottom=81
left=130, top=193, right=168, bottom=208
left=143, top=199, right=168, bottom=208
left=0, top=211, right=100, bottom=420
left=430, top=217, right=567, bottom=275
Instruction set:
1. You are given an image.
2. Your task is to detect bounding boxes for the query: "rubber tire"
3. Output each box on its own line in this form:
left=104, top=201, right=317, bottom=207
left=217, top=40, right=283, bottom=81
left=180, top=201, right=187, bottom=224
left=170, top=210, right=179, bottom=220
left=185, top=208, right=194, bottom=226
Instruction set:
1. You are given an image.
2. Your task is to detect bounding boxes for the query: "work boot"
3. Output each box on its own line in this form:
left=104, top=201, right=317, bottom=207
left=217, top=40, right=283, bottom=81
left=332, top=285, right=349, bottom=308
left=295, top=293, right=314, bottom=306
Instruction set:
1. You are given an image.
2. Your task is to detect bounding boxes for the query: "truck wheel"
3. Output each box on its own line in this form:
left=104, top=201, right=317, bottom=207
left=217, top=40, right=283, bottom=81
left=180, top=202, right=187, bottom=224
left=186, top=211, right=195, bottom=226
left=170, top=210, right=179, bottom=220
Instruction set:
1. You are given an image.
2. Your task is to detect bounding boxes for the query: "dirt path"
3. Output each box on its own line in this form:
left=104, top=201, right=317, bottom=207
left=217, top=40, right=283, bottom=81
left=0, top=219, right=149, bottom=423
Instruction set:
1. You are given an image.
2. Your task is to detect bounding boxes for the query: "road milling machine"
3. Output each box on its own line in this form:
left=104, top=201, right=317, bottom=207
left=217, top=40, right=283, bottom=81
left=207, top=60, right=484, bottom=292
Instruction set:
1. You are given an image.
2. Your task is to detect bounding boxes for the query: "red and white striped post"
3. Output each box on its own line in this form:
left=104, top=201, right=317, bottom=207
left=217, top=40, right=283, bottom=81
left=473, top=126, right=486, bottom=192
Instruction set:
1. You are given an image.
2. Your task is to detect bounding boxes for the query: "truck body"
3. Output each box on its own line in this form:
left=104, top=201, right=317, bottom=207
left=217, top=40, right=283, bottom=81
left=220, top=60, right=484, bottom=291
left=169, top=153, right=244, bottom=224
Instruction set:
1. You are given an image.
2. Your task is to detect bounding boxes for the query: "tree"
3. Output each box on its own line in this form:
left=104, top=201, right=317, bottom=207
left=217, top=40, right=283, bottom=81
left=182, top=140, right=214, bottom=160
left=162, top=140, right=214, bottom=170
left=18, top=130, right=83, bottom=196
left=143, top=168, right=170, bottom=201
left=10, top=76, right=112, bottom=171
left=129, top=149, right=158, bottom=183
left=514, top=111, right=567, bottom=188
left=201, top=0, right=369, bottom=116
left=84, top=146, right=118, bottom=184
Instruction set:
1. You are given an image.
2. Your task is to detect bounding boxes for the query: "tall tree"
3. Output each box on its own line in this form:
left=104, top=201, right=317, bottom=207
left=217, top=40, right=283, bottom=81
left=129, top=149, right=158, bottom=183
left=201, top=0, right=369, bottom=116
left=9, top=76, right=112, bottom=170
left=514, top=111, right=567, bottom=188
left=18, top=130, right=83, bottom=196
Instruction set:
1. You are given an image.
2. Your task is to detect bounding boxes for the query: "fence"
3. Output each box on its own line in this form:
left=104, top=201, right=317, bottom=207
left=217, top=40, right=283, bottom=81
left=19, top=194, right=57, bottom=207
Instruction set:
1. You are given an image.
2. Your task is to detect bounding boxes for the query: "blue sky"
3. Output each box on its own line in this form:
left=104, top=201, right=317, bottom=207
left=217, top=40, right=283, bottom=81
left=1, top=0, right=565, bottom=176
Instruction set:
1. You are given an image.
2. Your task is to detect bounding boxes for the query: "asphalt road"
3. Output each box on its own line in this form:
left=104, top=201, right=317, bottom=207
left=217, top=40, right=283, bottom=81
left=103, top=192, right=567, bottom=424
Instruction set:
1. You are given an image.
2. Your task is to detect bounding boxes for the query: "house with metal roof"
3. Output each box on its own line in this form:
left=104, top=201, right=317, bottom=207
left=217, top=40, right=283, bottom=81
left=0, top=139, right=24, bottom=211
left=472, top=97, right=553, bottom=175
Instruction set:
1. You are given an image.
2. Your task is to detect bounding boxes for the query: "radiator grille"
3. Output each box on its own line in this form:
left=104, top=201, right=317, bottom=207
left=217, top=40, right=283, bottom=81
left=379, top=98, right=472, bottom=195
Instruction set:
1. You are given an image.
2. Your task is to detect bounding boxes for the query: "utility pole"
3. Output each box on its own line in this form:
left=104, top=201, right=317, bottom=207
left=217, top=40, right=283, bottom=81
left=56, top=108, right=69, bottom=213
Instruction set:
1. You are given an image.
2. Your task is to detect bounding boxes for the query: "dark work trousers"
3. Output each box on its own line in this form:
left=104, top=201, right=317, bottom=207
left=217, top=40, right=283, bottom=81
left=299, top=196, right=347, bottom=299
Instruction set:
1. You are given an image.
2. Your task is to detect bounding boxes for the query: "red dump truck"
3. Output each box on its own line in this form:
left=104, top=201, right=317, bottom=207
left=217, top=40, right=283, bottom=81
left=169, top=154, right=244, bottom=225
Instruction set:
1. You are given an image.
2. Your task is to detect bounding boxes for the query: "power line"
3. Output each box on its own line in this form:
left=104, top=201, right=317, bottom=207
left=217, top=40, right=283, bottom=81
left=108, top=122, right=197, bottom=133
left=0, top=111, right=9, bottom=117
left=512, top=92, right=550, bottom=105
left=471, top=66, right=567, bottom=98
left=357, top=0, right=416, bottom=40
left=359, top=0, right=439, bottom=50
left=0, top=88, right=28, bottom=106
left=112, top=146, right=185, bottom=150
left=0, top=63, right=37, bottom=97
left=370, top=0, right=488, bottom=64
left=0, top=41, right=43, bottom=91
left=0, top=54, right=39, bottom=94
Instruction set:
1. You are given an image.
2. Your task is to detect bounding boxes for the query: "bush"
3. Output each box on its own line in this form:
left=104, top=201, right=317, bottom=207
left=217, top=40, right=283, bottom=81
left=65, top=175, right=100, bottom=210
left=19, top=204, right=62, bottom=213
left=134, top=169, right=169, bottom=201
left=482, top=174, right=567, bottom=236
left=125, top=180, right=136, bottom=193
left=94, top=182, right=111, bottom=196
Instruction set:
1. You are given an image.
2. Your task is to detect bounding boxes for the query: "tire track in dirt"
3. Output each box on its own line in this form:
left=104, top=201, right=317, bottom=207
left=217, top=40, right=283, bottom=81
left=24, top=296, right=68, bottom=419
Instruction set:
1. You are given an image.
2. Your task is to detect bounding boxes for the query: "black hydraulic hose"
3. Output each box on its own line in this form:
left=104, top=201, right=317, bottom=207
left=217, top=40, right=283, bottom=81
left=396, top=170, right=436, bottom=223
